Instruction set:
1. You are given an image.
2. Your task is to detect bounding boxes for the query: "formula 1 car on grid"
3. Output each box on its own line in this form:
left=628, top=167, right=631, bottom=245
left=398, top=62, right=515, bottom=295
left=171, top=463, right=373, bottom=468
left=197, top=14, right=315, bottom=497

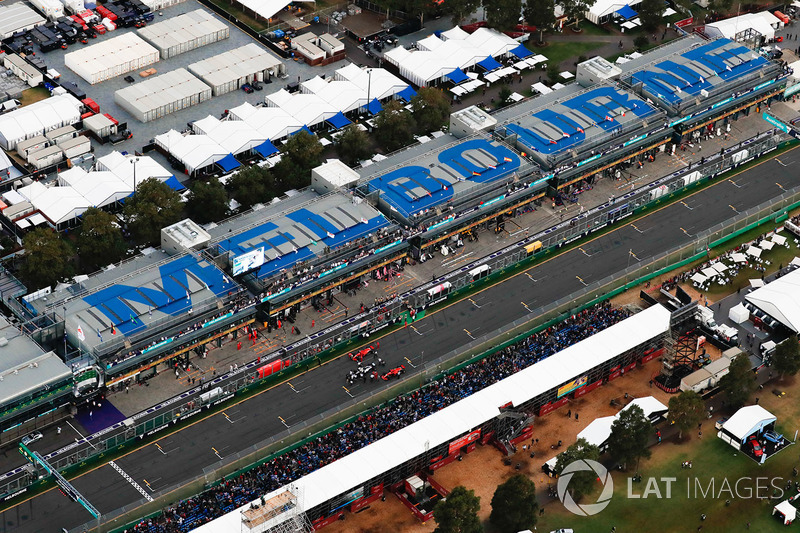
left=381, top=365, right=405, bottom=380
left=349, top=344, right=378, bottom=362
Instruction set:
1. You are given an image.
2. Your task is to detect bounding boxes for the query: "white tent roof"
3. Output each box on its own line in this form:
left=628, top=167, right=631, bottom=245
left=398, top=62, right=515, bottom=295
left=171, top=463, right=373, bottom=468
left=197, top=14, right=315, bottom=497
left=577, top=415, right=616, bottom=447
left=691, top=272, right=707, bottom=284
left=772, top=234, right=787, bottom=246
left=712, top=262, right=728, bottom=273
left=192, top=116, right=266, bottom=155
left=154, top=129, right=227, bottom=173
left=18, top=181, right=90, bottom=225
left=302, top=77, right=368, bottom=113
left=229, top=104, right=303, bottom=141
left=774, top=500, right=797, bottom=524
left=760, top=240, right=775, bottom=251
left=722, top=404, right=776, bottom=441
left=233, top=0, right=313, bottom=22
left=746, top=267, right=800, bottom=332
left=95, top=151, right=173, bottom=188
left=731, top=252, right=748, bottom=263
left=265, top=88, right=293, bottom=107
left=193, top=304, right=671, bottom=533
left=706, top=12, right=780, bottom=41
left=441, top=26, right=470, bottom=40
left=62, top=170, right=132, bottom=208
left=338, top=65, right=408, bottom=101
left=621, top=396, right=668, bottom=419
left=275, top=93, right=337, bottom=128
left=0, top=94, right=82, bottom=150
left=588, top=0, right=642, bottom=20
left=702, top=267, right=718, bottom=278
left=749, top=278, right=765, bottom=288
left=747, top=246, right=762, bottom=258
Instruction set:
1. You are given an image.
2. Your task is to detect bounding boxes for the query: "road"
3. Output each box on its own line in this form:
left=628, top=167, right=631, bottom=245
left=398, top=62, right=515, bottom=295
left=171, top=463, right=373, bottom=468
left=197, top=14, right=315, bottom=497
left=4, top=146, right=800, bottom=533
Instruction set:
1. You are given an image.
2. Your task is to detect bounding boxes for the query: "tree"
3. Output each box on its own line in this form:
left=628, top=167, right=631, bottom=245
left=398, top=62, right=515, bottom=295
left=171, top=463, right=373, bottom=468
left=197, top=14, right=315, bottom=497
left=440, top=0, right=482, bottom=24
left=375, top=100, right=416, bottom=152
left=668, top=390, right=705, bottom=440
left=706, top=0, right=733, bottom=14
left=186, top=179, right=228, bottom=224
left=411, top=87, right=451, bottom=134
left=607, top=405, right=651, bottom=470
left=122, top=177, right=183, bottom=245
left=633, top=35, right=650, bottom=51
left=274, top=131, right=323, bottom=190
left=227, top=165, right=275, bottom=209
left=523, top=0, right=556, bottom=44
left=497, top=84, right=513, bottom=107
left=77, top=207, right=126, bottom=271
left=773, top=337, right=800, bottom=378
left=561, top=0, right=590, bottom=30
left=547, top=63, right=560, bottom=84
left=19, top=227, right=74, bottom=290
left=718, top=353, right=757, bottom=409
left=555, top=438, right=601, bottom=500
left=489, top=474, right=538, bottom=533
left=335, top=125, right=372, bottom=166
left=433, top=485, right=483, bottom=533
left=638, top=0, right=665, bottom=32
left=484, top=0, right=522, bottom=31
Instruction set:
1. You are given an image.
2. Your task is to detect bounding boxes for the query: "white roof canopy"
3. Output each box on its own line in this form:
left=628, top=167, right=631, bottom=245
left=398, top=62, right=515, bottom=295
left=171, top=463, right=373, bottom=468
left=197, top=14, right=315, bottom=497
left=772, top=234, right=787, bottom=246
left=774, top=500, right=797, bottom=525
left=691, top=273, right=708, bottom=284
left=577, top=416, right=616, bottom=447
left=746, top=267, right=800, bottom=332
left=722, top=404, right=776, bottom=442
left=731, top=252, right=748, bottom=263
left=621, top=396, right=668, bottom=419
left=747, top=246, right=762, bottom=258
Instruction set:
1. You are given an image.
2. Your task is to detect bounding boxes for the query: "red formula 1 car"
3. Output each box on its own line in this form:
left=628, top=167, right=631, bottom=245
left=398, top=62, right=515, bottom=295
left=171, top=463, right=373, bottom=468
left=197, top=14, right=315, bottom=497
left=349, top=345, right=376, bottom=362
left=381, top=365, right=405, bottom=380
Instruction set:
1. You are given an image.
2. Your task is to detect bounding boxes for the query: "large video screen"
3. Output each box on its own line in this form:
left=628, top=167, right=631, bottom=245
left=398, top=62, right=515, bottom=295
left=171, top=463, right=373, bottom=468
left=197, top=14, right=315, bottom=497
left=231, top=247, right=265, bottom=277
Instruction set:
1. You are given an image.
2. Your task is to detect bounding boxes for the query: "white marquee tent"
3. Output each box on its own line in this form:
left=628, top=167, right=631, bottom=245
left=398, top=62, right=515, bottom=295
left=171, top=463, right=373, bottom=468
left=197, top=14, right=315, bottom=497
left=0, top=94, right=82, bottom=150
left=746, top=267, right=800, bottom=332
left=154, top=129, right=228, bottom=174
left=774, top=499, right=797, bottom=525
left=719, top=404, right=776, bottom=448
left=705, top=11, right=781, bottom=41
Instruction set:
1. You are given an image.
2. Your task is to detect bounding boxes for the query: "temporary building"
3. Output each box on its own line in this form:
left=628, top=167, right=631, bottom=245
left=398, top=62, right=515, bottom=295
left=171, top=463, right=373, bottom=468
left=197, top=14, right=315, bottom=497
left=334, top=63, right=408, bottom=101
left=774, top=500, right=797, bottom=525
left=17, top=136, right=49, bottom=159
left=705, top=12, right=781, bottom=41
left=0, top=3, right=45, bottom=39
left=576, top=415, right=616, bottom=450
left=17, top=181, right=90, bottom=226
left=191, top=116, right=266, bottom=155
left=585, top=0, right=643, bottom=24
left=746, top=267, right=800, bottom=332
left=265, top=91, right=337, bottom=129
left=59, top=136, right=91, bottom=159
left=140, top=0, right=187, bottom=11
left=680, top=367, right=713, bottom=393
left=188, top=43, right=284, bottom=96
left=718, top=405, right=777, bottom=449
left=96, top=151, right=173, bottom=188
left=0, top=94, right=82, bottom=150
left=84, top=114, right=116, bottom=139
left=301, top=76, right=366, bottom=112
left=46, top=125, right=77, bottom=145
left=4, top=53, right=43, bottom=87
left=114, top=68, right=212, bottom=122
left=728, top=303, right=749, bottom=324
left=29, top=0, right=63, bottom=20
left=227, top=103, right=303, bottom=141
left=58, top=167, right=132, bottom=207
left=233, top=0, right=314, bottom=22
left=64, top=33, right=160, bottom=84
left=137, top=10, right=229, bottom=59
left=620, top=396, right=668, bottom=421
left=28, top=144, right=63, bottom=170
left=154, top=129, right=228, bottom=174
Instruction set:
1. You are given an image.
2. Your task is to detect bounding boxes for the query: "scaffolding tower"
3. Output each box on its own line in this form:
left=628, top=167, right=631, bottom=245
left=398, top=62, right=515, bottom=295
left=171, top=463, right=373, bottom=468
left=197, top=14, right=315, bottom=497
left=657, top=303, right=700, bottom=390
left=241, top=484, right=312, bottom=533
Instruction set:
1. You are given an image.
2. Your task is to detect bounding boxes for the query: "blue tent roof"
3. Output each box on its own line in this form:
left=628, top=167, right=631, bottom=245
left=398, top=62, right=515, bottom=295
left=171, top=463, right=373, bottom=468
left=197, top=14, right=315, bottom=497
left=477, top=56, right=502, bottom=72
left=164, top=175, right=185, bottom=192
left=366, top=98, right=382, bottom=115
left=616, top=4, right=637, bottom=19
left=327, top=111, right=352, bottom=129
left=397, top=85, right=417, bottom=103
left=255, top=139, right=278, bottom=158
left=446, top=68, right=469, bottom=84
left=510, top=44, right=533, bottom=59
left=217, top=153, right=240, bottom=172
left=291, top=125, right=314, bottom=137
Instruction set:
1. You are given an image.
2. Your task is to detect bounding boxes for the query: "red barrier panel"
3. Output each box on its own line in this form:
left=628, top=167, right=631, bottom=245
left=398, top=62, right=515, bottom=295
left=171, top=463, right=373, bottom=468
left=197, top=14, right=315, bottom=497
left=574, top=379, right=602, bottom=398
left=312, top=511, right=344, bottom=530
left=510, top=426, right=534, bottom=446
left=608, top=370, right=621, bottom=382
left=539, top=397, right=569, bottom=416
left=257, top=365, right=272, bottom=379
left=271, top=360, right=282, bottom=374
left=429, top=453, right=459, bottom=472
left=641, top=348, right=664, bottom=363
left=350, top=492, right=382, bottom=513
left=283, top=359, right=292, bottom=368
left=466, top=442, right=477, bottom=454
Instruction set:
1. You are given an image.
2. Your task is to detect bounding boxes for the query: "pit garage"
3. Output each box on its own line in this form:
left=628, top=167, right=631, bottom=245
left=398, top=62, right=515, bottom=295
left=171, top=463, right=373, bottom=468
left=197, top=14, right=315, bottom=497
left=717, top=405, right=791, bottom=463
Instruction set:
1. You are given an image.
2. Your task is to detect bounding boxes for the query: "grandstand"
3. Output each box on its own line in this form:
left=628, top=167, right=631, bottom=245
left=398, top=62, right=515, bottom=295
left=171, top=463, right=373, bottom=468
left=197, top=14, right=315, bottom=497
left=187, top=304, right=671, bottom=532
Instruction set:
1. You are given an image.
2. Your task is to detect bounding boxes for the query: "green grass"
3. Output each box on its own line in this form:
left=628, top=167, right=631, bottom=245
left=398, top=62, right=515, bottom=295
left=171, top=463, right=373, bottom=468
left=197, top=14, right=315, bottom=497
left=538, top=41, right=607, bottom=68
left=574, top=22, right=613, bottom=36
left=205, top=0, right=269, bottom=31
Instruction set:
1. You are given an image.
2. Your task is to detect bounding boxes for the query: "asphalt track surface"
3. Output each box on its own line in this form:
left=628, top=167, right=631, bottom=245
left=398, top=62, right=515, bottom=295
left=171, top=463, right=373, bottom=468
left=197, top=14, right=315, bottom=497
left=5, top=147, right=800, bottom=533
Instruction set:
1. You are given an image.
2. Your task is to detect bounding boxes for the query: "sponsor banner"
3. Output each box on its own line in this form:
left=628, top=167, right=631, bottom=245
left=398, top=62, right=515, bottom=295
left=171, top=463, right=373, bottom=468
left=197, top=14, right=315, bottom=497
left=143, top=337, right=174, bottom=355
left=557, top=375, right=588, bottom=398
left=574, top=379, right=603, bottom=398
left=539, top=397, right=569, bottom=416
left=675, top=17, right=693, bottom=27
left=763, top=112, right=790, bottom=133
left=202, top=311, right=234, bottom=329
left=448, top=429, right=481, bottom=455
left=641, top=348, right=664, bottom=363
left=2, top=488, right=27, bottom=502
left=373, top=239, right=403, bottom=255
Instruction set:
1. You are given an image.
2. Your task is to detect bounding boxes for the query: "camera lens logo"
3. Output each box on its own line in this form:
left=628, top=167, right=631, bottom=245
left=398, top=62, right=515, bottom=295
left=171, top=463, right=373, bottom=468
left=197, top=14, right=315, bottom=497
left=557, top=459, right=614, bottom=516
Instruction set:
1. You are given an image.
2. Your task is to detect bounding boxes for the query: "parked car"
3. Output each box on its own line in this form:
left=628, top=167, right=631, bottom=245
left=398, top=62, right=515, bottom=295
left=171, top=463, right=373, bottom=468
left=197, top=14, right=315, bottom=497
left=21, top=431, right=43, bottom=446
left=124, top=75, right=135, bottom=83
left=748, top=436, right=763, bottom=457
left=241, top=84, right=254, bottom=94
left=251, top=81, right=263, bottom=91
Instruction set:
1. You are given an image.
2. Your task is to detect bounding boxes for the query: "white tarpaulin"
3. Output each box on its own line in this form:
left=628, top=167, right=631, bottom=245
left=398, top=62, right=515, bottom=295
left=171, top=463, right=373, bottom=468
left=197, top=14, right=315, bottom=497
left=791, top=257, right=800, bottom=267
left=702, top=267, right=718, bottom=278
left=746, top=246, right=762, bottom=258
left=772, top=234, right=787, bottom=246
left=728, top=303, right=749, bottom=324
left=774, top=500, right=796, bottom=525
left=691, top=273, right=708, bottom=284
left=760, top=240, right=775, bottom=251
left=722, top=405, right=776, bottom=443
left=750, top=279, right=765, bottom=288
left=577, top=416, right=616, bottom=447
left=732, top=252, right=748, bottom=263
left=621, top=396, right=668, bottom=420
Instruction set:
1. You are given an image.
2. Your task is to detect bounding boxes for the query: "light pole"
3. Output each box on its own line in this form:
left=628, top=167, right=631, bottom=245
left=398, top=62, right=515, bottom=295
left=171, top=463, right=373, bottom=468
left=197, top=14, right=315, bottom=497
left=130, top=157, right=139, bottom=199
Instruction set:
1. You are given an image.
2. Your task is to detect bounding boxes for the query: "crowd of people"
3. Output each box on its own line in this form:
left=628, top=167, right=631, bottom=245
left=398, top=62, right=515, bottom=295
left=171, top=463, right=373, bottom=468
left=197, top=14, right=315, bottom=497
left=125, top=302, right=629, bottom=533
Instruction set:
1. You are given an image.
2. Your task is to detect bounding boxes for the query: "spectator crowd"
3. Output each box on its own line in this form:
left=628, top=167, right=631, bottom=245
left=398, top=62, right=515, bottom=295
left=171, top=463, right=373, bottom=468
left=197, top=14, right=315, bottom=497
left=126, top=302, right=630, bottom=533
